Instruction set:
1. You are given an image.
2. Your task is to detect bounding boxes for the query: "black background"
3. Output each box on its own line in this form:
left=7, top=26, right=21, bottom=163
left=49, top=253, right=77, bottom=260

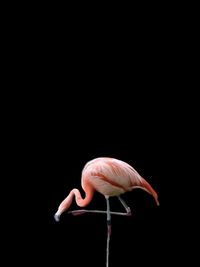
left=9, top=88, right=183, bottom=267
left=4, top=6, right=193, bottom=266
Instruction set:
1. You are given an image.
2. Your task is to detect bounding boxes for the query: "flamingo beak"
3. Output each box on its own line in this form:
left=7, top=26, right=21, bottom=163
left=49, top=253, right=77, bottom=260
left=54, top=212, right=60, bottom=222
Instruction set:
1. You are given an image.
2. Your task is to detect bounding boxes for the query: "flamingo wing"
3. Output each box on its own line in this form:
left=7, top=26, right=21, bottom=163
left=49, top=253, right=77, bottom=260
left=82, top=158, right=143, bottom=196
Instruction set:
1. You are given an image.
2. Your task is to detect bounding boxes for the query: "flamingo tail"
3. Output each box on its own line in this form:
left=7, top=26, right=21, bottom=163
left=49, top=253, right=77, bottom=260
left=132, top=178, right=159, bottom=206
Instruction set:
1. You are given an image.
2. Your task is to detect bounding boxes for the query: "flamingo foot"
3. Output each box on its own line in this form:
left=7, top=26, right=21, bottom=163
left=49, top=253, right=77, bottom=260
left=68, top=210, right=88, bottom=216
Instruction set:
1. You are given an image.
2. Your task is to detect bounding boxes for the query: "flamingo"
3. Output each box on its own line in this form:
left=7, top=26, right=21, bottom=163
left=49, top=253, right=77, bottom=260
left=54, top=157, right=159, bottom=267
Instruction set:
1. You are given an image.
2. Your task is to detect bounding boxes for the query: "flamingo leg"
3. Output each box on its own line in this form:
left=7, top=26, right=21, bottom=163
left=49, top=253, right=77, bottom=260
left=106, top=196, right=111, bottom=267
left=68, top=196, right=132, bottom=216
left=67, top=196, right=131, bottom=267
left=118, top=196, right=132, bottom=215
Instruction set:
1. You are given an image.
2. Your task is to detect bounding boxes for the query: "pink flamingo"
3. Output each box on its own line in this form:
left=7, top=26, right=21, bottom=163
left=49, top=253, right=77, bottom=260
left=54, top=157, right=159, bottom=267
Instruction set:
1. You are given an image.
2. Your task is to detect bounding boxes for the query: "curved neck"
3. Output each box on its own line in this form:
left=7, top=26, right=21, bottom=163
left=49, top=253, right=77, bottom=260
left=55, top=184, right=94, bottom=221
left=72, top=185, right=94, bottom=207
left=56, top=184, right=94, bottom=218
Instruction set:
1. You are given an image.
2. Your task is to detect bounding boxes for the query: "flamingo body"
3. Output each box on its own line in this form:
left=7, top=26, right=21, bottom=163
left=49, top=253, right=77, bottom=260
left=83, top=157, right=143, bottom=196
left=54, top=157, right=159, bottom=220
left=54, top=157, right=159, bottom=267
